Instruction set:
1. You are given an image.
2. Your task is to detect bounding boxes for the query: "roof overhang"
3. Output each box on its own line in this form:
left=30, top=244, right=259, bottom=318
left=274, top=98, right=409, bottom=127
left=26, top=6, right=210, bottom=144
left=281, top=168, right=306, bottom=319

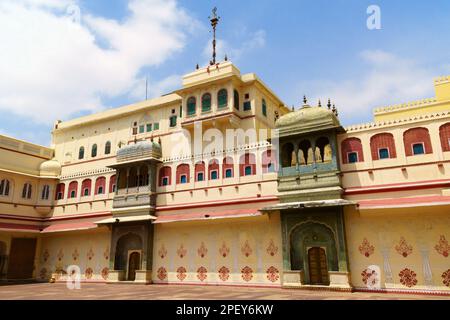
left=96, top=215, right=157, bottom=225
left=260, top=199, right=356, bottom=212
left=154, top=209, right=262, bottom=224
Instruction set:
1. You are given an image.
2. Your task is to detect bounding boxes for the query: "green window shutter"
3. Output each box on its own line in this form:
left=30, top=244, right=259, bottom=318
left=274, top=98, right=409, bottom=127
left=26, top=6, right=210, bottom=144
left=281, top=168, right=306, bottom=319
left=243, top=101, right=251, bottom=111
left=187, top=97, right=196, bottom=115
left=154, top=122, right=159, bottom=130
left=234, top=90, right=239, bottom=110
left=170, top=116, right=177, bottom=127
left=146, top=124, right=152, bottom=132
left=202, top=93, right=211, bottom=112
left=139, top=125, right=145, bottom=133
left=218, top=89, right=228, bottom=108
left=262, top=99, right=267, bottom=116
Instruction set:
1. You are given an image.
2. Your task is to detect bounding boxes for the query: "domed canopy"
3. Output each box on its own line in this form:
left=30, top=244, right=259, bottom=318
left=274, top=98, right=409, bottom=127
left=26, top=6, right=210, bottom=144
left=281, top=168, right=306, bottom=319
left=116, top=141, right=162, bottom=163
left=39, top=159, right=61, bottom=177
left=276, top=105, right=343, bottom=137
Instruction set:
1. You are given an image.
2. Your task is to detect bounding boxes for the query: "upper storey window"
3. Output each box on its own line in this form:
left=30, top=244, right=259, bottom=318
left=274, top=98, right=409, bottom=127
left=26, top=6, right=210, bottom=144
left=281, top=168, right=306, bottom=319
left=439, top=123, right=450, bottom=152
left=218, top=89, right=228, bottom=108
left=234, top=90, right=240, bottom=110
left=139, top=125, right=145, bottom=134
left=170, top=115, right=177, bottom=128
left=55, top=183, right=65, bottom=200
left=41, top=185, right=50, bottom=200
left=105, top=141, right=111, bottom=155
left=403, top=127, right=432, bottom=156
left=202, top=93, right=211, bottom=112
left=22, top=183, right=32, bottom=199
left=0, top=179, right=10, bottom=196
left=341, top=138, right=364, bottom=164
left=91, top=144, right=97, bottom=157
left=78, top=146, right=85, bottom=160
left=370, top=133, right=396, bottom=160
left=262, top=99, right=267, bottom=117
left=187, top=97, right=196, bottom=116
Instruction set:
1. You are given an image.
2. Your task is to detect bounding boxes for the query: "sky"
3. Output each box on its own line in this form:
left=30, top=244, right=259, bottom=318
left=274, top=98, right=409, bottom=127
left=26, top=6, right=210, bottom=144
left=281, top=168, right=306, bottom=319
left=1, top=0, right=450, bottom=146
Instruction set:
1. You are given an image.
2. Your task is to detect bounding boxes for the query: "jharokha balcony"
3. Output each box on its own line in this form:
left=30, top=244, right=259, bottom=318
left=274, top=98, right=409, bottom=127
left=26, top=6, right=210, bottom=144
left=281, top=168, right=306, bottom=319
left=107, top=140, right=161, bottom=215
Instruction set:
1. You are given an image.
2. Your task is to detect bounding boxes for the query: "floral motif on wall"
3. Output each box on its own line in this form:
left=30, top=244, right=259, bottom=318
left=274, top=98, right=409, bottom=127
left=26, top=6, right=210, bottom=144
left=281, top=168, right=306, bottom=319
left=42, top=249, right=50, bottom=262
left=87, top=248, right=95, bottom=261
left=57, top=249, right=64, bottom=261
left=442, top=269, right=450, bottom=287
left=101, top=267, right=109, bottom=280
left=197, top=242, right=208, bottom=258
left=361, top=268, right=378, bottom=287
left=157, top=267, right=167, bottom=281
left=266, top=239, right=278, bottom=257
left=177, top=266, right=187, bottom=281
left=197, top=266, right=207, bottom=282
left=177, top=244, right=187, bottom=258
left=54, top=267, right=66, bottom=280
left=158, top=244, right=168, bottom=259
left=85, top=267, right=93, bottom=279
left=103, top=247, right=109, bottom=260
left=241, top=240, right=253, bottom=257
left=40, top=268, right=47, bottom=280
left=395, top=237, right=413, bottom=257
left=219, top=242, right=230, bottom=258
left=218, top=266, right=230, bottom=281
left=72, top=248, right=79, bottom=261
left=358, top=238, right=375, bottom=258
left=435, top=235, right=450, bottom=257
left=266, top=266, right=279, bottom=282
left=241, top=266, right=253, bottom=282
left=399, top=268, right=418, bottom=288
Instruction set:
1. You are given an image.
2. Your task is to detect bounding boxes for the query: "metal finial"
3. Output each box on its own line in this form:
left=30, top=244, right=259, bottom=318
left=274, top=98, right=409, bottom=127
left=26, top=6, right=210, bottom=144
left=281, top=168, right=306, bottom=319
left=318, top=100, right=322, bottom=107
left=332, top=104, right=337, bottom=116
left=224, top=54, right=228, bottom=61
left=303, top=95, right=307, bottom=104
left=327, top=98, right=331, bottom=109
left=291, top=105, right=294, bottom=111
left=196, top=63, right=199, bottom=70
left=209, top=7, right=220, bottom=65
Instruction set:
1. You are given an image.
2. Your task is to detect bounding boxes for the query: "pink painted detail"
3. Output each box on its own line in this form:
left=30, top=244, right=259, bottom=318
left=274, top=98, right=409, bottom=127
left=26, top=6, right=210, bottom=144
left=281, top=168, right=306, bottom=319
left=104, top=247, right=109, bottom=260
left=399, top=268, right=418, bottom=288
left=361, top=268, right=378, bottom=286
left=442, top=269, right=450, bottom=287
left=197, top=266, right=207, bottom=282
left=395, top=237, right=413, bottom=257
left=218, top=266, right=230, bottom=281
left=197, top=242, right=208, bottom=258
left=158, top=244, right=167, bottom=259
left=72, top=248, right=79, bottom=261
left=85, top=267, right=93, bottom=279
left=57, top=249, right=64, bottom=261
left=177, top=267, right=187, bottom=281
left=219, top=242, right=230, bottom=258
left=101, top=267, right=109, bottom=280
left=266, top=266, right=279, bottom=282
left=358, top=238, right=375, bottom=258
left=266, top=239, right=278, bottom=257
left=435, top=235, right=450, bottom=257
left=87, top=248, right=95, bottom=260
left=43, top=249, right=49, bottom=262
left=157, top=267, right=167, bottom=280
left=241, top=240, right=253, bottom=257
left=241, top=266, right=253, bottom=282
left=177, top=244, right=187, bottom=259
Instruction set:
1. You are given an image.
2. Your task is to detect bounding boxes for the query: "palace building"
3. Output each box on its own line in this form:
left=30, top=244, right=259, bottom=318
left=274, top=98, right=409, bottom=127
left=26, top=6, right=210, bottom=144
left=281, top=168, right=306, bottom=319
left=1, top=17, right=450, bottom=294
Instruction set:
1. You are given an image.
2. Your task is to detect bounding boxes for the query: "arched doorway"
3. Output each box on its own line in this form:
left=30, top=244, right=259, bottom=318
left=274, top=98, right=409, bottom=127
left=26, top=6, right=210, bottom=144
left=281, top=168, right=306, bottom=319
left=127, top=251, right=141, bottom=281
left=290, top=222, right=337, bottom=285
left=114, top=233, right=142, bottom=280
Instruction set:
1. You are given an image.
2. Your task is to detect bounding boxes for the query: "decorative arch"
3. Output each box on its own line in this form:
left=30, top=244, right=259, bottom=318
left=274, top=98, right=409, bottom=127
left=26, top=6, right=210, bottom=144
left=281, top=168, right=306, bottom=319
left=176, top=164, right=190, bottom=184
left=113, top=233, right=143, bottom=271
left=315, top=136, right=332, bottom=163
left=68, top=181, right=78, bottom=198
left=208, top=159, right=220, bottom=180
left=403, top=127, right=432, bottom=156
left=95, top=176, right=106, bottom=195
left=370, top=132, right=396, bottom=160
left=55, top=182, right=65, bottom=200
left=262, top=150, right=277, bottom=173
left=109, top=175, right=116, bottom=193
left=298, top=139, right=312, bottom=165
left=194, top=161, right=205, bottom=181
left=81, top=179, right=92, bottom=196
left=341, top=137, right=364, bottom=164
left=159, top=166, right=172, bottom=186
left=281, top=143, right=294, bottom=167
left=239, top=153, right=256, bottom=176
left=439, top=122, right=450, bottom=152
left=222, top=156, right=234, bottom=178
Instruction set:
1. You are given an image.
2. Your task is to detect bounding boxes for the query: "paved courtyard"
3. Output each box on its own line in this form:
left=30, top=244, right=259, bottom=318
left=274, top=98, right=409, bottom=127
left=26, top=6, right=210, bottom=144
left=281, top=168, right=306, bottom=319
left=0, top=282, right=448, bottom=300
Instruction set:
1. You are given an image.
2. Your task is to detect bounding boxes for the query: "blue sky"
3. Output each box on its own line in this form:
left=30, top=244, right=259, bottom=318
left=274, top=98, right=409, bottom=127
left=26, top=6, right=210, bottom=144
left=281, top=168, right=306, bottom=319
left=1, top=0, right=450, bottom=146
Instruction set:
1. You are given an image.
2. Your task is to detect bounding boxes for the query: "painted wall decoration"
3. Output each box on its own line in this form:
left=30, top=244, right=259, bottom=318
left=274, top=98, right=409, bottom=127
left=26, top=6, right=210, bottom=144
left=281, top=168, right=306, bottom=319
left=101, top=267, right=109, bottom=280
left=177, top=244, right=187, bottom=258
left=442, top=269, right=450, bottom=287
left=157, top=267, right=167, bottom=281
left=361, top=267, right=378, bottom=287
left=197, top=266, right=207, bottom=281
left=218, top=266, right=230, bottom=281
left=266, top=266, right=279, bottom=282
left=197, top=242, right=208, bottom=258
left=158, top=244, right=167, bottom=259
left=219, top=241, right=230, bottom=258
left=103, top=246, right=109, bottom=260
left=40, top=267, right=47, bottom=280
left=87, top=247, right=94, bottom=261
left=435, top=235, right=450, bottom=257
left=43, top=249, right=50, bottom=262
left=57, top=249, right=64, bottom=261
left=85, top=267, right=93, bottom=279
left=241, top=240, right=252, bottom=257
left=395, top=237, right=413, bottom=257
left=399, top=268, right=418, bottom=288
left=358, top=238, right=375, bottom=257
left=177, top=266, right=187, bottom=281
left=266, top=239, right=278, bottom=257
left=241, top=266, right=253, bottom=282
left=72, top=248, right=79, bottom=261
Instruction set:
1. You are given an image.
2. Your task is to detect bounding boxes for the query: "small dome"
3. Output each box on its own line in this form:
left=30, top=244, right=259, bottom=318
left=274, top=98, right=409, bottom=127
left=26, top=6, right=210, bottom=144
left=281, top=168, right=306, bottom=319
left=276, top=105, right=342, bottom=135
left=39, top=159, right=61, bottom=177
left=117, top=141, right=161, bottom=157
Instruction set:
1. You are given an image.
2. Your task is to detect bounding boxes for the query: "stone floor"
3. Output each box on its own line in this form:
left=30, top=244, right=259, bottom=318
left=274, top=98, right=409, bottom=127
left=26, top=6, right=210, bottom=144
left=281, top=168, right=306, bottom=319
left=0, top=282, right=448, bottom=300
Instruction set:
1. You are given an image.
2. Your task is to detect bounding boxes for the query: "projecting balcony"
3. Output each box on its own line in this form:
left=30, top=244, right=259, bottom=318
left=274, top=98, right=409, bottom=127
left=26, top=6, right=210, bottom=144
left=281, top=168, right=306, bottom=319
left=181, top=108, right=241, bottom=130
left=113, top=185, right=156, bottom=209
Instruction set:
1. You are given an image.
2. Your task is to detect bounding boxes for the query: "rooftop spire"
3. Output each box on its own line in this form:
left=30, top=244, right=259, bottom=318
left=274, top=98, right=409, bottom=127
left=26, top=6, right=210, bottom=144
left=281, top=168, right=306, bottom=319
left=303, top=95, right=307, bottom=105
left=209, top=7, right=220, bottom=65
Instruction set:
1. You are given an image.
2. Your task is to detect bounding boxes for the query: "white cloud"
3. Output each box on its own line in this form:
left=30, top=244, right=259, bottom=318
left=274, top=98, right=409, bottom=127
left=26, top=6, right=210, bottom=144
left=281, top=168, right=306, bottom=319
left=0, top=0, right=197, bottom=123
left=300, top=50, right=438, bottom=124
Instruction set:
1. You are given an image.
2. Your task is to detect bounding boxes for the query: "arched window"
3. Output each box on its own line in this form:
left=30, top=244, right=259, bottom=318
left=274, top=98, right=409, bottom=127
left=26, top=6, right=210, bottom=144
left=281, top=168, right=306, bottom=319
left=439, top=123, right=450, bottom=152
left=341, top=138, right=364, bottom=164
left=218, top=89, right=228, bottom=108
left=22, top=183, right=32, bottom=199
left=195, top=161, right=205, bottom=182
left=176, top=164, right=190, bottom=184
left=55, top=183, right=65, bottom=200
left=68, top=181, right=78, bottom=198
left=298, top=140, right=312, bottom=165
left=262, top=150, right=277, bottom=173
left=105, top=141, right=111, bottom=155
left=159, top=166, right=172, bottom=186
left=202, top=93, right=211, bottom=112
left=370, top=133, right=396, bottom=160
left=403, top=127, right=432, bottom=156
left=109, top=175, right=116, bottom=193
left=208, top=159, right=220, bottom=180
left=187, top=97, right=196, bottom=116
left=239, top=153, right=256, bottom=176
left=91, top=144, right=97, bottom=158
left=0, top=179, right=10, bottom=196
left=281, top=143, right=294, bottom=167
left=41, top=185, right=50, bottom=200
left=78, top=146, right=85, bottom=160
left=315, top=137, right=332, bottom=163
left=95, top=177, right=106, bottom=195
left=222, top=157, right=234, bottom=178
left=262, top=99, right=267, bottom=117
left=81, top=179, right=92, bottom=196
left=234, top=90, right=239, bottom=110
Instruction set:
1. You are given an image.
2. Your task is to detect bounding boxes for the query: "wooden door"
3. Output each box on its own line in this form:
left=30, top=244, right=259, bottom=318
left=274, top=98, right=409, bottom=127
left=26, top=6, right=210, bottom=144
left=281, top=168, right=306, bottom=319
left=308, top=247, right=329, bottom=285
left=127, top=251, right=140, bottom=281
left=7, top=238, right=37, bottom=280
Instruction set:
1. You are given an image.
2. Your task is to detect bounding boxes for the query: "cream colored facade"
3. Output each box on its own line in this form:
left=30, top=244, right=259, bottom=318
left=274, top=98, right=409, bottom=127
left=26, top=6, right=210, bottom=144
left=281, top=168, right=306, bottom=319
left=1, top=61, right=450, bottom=295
